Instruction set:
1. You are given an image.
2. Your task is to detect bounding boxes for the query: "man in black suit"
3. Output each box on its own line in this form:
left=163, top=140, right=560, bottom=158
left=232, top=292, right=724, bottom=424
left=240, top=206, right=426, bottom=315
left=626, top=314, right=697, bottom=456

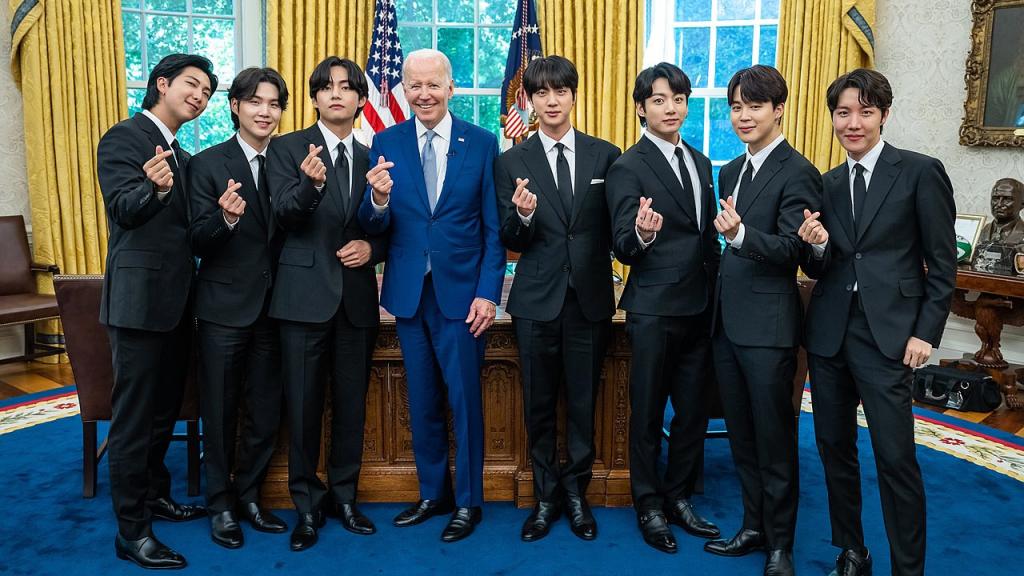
left=703, top=65, right=822, bottom=576
left=495, top=55, right=621, bottom=543
left=267, top=56, right=387, bottom=552
left=798, top=68, right=956, bottom=576
left=97, top=53, right=217, bottom=569
left=607, top=62, right=721, bottom=554
left=189, top=66, right=291, bottom=549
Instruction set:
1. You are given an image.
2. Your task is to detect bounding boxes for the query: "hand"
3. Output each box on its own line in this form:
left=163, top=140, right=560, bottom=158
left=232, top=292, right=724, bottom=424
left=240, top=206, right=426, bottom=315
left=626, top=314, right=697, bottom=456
left=903, top=336, right=932, bottom=368
left=367, top=155, right=396, bottom=205
left=218, top=179, right=245, bottom=224
left=714, top=195, right=741, bottom=241
left=301, top=143, right=327, bottom=187
left=336, top=239, right=372, bottom=268
left=511, top=178, right=537, bottom=217
left=144, top=145, right=175, bottom=193
left=636, top=196, right=663, bottom=243
left=465, top=297, right=496, bottom=338
left=798, top=209, right=829, bottom=244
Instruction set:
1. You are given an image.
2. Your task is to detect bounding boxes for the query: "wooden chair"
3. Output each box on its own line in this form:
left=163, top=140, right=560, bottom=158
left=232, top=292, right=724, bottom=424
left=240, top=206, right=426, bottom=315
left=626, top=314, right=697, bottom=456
left=0, top=215, right=63, bottom=364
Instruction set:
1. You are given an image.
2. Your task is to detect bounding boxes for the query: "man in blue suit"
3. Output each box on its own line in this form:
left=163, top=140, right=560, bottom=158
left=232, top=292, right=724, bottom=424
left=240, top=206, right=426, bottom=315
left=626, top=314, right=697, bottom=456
left=358, top=48, right=504, bottom=543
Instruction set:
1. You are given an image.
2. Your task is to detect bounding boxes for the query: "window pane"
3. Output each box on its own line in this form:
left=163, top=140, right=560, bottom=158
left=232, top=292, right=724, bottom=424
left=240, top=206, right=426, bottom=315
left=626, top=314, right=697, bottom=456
left=123, top=12, right=144, bottom=82
left=397, top=0, right=433, bottom=23
left=192, top=0, right=234, bottom=16
left=758, top=25, right=777, bottom=65
left=145, top=15, right=189, bottom=68
left=761, top=0, right=781, bottom=19
left=477, top=27, right=510, bottom=88
left=399, top=26, right=433, bottom=54
left=193, top=16, right=236, bottom=83
left=437, top=27, right=474, bottom=87
left=674, top=27, right=710, bottom=88
left=127, top=88, right=146, bottom=117
left=675, top=0, right=711, bottom=22
left=198, top=92, right=234, bottom=151
left=478, top=95, right=501, bottom=139
left=177, top=118, right=198, bottom=153
left=679, top=96, right=705, bottom=151
left=144, top=0, right=187, bottom=12
left=438, top=0, right=474, bottom=23
left=450, top=94, right=475, bottom=122
left=709, top=97, right=743, bottom=160
left=718, top=0, right=754, bottom=20
left=712, top=164, right=723, bottom=196
left=714, top=26, right=753, bottom=87
left=121, top=0, right=141, bottom=9
left=479, top=0, right=515, bottom=24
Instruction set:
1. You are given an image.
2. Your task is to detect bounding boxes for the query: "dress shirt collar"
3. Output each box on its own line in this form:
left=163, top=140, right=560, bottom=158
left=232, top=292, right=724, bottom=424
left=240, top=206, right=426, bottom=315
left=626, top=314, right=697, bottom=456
left=415, top=112, right=453, bottom=143
left=538, top=127, right=576, bottom=155
left=317, top=120, right=354, bottom=158
left=141, top=109, right=176, bottom=149
left=235, top=132, right=265, bottom=163
left=846, top=138, right=885, bottom=175
left=644, top=131, right=690, bottom=165
left=746, top=133, right=786, bottom=173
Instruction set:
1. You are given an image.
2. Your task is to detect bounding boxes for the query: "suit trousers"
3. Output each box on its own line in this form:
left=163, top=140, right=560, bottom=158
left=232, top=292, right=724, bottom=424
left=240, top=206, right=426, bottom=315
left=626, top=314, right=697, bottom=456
left=514, top=288, right=611, bottom=502
left=712, top=325, right=799, bottom=549
left=626, top=311, right=712, bottom=512
left=279, top=300, right=377, bottom=514
left=809, top=295, right=926, bottom=576
left=197, top=306, right=282, bottom=513
left=395, top=274, right=485, bottom=508
left=106, top=315, right=191, bottom=539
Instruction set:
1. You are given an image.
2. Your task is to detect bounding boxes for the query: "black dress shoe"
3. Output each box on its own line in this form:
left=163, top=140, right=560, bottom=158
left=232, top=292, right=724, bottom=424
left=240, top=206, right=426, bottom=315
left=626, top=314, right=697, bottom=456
left=148, top=497, right=207, bottom=522
left=210, top=511, right=243, bottom=549
left=638, top=510, right=677, bottom=554
left=289, top=511, right=325, bottom=552
left=704, top=528, right=766, bottom=557
left=829, top=548, right=872, bottom=576
left=664, top=498, right=720, bottom=538
left=765, top=549, right=795, bottom=576
left=239, top=502, right=288, bottom=533
left=565, top=493, right=597, bottom=541
left=115, top=532, right=187, bottom=569
left=441, top=507, right=482, bottom=543
left=393, top=498, right=454, bottom=527
left=338, top=502, right=376, bottom=535
left=521, top=501, right=561, bottom=542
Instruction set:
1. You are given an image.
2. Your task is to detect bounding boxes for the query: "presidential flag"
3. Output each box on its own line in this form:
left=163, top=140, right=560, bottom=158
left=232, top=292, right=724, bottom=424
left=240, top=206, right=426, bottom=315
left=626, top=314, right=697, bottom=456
left=501, top=0, right=543, bottom=143
left=363, top=0, right=408, bottom=133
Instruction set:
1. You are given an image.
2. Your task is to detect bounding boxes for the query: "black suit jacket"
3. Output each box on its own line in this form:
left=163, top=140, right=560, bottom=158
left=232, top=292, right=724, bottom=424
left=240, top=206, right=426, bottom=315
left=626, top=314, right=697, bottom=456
left=711, top=140, right=822, bottom=348
left=97, top=113, right=193, bottom=331
left=496, top=130, right=621, bottom=322
left=189, top=136, right=283, bottom=327
left=266, top=126, right=386, bottom=327
left=607, top=135, right=720, bottom=317
left=803, top=143, right=956, bottom=360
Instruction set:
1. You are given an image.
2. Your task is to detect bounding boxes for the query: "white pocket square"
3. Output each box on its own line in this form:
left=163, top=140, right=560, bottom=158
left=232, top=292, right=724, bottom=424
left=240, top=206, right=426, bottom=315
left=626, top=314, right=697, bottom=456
left=590, top=178, right=605, bottom=184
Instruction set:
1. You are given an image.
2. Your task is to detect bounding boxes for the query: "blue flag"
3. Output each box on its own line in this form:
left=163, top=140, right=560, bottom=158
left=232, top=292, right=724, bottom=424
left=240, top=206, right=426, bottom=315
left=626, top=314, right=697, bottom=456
left=501, top=0, right=543, bottom=141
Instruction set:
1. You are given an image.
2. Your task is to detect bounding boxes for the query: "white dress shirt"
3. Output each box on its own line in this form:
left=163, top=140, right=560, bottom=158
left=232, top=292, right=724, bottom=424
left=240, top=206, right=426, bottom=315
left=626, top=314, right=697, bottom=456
left=727, top=133, right=787, bottom=249
left=372, top=112, right=453, bottom=213
left=141, top=109, right=178, bottom=201
left=518, top=128, right=577, bottom=225
left=638, top=132, right=702, bottom=247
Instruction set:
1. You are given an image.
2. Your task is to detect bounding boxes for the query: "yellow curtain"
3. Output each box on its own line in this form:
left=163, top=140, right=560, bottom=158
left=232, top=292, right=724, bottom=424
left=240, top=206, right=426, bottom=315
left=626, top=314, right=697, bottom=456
left=9, top=0, right=125, bottom=356
left=538, top=0, right=644, bottom=282
left=267, top=0, right=376, bottom=134
left=778, top=0, right=876, bottom=172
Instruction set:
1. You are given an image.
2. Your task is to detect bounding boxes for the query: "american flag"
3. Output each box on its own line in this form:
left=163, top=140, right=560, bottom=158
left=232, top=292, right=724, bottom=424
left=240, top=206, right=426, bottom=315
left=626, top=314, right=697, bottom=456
left=501, top=0, right=542, bottom=142
left=363, top=0, right=408, bottom=133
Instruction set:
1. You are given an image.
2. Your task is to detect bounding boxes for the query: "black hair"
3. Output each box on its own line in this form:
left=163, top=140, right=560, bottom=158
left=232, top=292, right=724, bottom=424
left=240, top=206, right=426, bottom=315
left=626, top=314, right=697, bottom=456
left=522, top=55, right=579, bottom=98
left=142, top=53, right=219, bottom=110
left=632, top=62, right=691, bottom=127
left=228, top=67, right=290, bottom=129
left=826, top=68, right=893, bottom=114
left=727, top=64, right=788, bottom=107
left=308, top=56, right=369, bottom=119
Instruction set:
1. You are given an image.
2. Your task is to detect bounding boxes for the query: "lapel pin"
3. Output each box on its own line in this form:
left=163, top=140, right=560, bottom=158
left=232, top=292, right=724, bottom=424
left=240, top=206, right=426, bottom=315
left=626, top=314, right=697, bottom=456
left=457, top=137, right=465, bottom=143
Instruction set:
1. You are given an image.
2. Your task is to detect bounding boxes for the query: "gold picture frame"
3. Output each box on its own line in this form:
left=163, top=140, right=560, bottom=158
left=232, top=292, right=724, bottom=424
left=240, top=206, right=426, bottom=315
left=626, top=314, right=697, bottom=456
left=960, top=0, right=1024, bottom=147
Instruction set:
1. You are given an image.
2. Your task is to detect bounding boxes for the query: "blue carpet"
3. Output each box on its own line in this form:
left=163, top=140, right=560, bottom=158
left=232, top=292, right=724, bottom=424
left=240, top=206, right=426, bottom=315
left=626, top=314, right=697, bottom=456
left=0, top=393, right=1021, bottom=575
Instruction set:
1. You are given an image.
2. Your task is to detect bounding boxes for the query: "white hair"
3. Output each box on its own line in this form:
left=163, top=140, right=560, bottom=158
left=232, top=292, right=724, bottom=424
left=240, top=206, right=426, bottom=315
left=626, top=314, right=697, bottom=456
left=403, top=49, right=453, bottom=83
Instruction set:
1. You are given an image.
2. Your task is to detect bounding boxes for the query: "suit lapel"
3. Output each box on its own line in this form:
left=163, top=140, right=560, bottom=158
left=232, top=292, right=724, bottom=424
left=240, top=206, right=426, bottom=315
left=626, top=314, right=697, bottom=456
left=570, top=131, right=598, bottom=228
left=222, top=138, right=267, bottom=229
left=639, top=136, right=698, bottom=228
left=737, top=143, right=790, bottom=218
left=433, top=117, right=469, bottom=214
left=519, top=134, right=567, bottom=226
left=305, top=127, right=343, bottom=218
left=348, top=140, right=370, bottom=226
left=396, top=120, right=431, bottom=213
left=855, top=143, right=901, bottom=242
left=134, top=113, right=188, bottom=220
left=830, top=166, right=856, bottom=245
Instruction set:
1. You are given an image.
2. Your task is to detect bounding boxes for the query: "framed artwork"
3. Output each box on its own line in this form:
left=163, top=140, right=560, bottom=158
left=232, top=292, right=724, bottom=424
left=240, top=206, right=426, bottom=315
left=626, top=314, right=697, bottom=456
left=956, top=213, right=987, bottom=262
left=960, top=0, right=1024, bottom=147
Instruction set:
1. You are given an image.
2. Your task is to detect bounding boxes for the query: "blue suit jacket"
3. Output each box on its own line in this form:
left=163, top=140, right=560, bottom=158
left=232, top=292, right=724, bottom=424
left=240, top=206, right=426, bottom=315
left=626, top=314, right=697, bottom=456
left=358, top=115, right=504, bottom=319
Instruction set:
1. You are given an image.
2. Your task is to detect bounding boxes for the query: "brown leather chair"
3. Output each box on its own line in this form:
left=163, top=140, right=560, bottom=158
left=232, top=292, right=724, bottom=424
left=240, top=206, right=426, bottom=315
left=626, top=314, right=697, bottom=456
left=52, top=274, right=201, bottom=498
left=0, top=215, right=63, bottom=364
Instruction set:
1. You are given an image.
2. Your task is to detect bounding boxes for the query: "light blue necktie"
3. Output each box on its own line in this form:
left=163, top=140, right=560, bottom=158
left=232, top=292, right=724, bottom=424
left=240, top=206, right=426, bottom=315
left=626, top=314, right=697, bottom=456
left=422, top=129, right=437, bottom=274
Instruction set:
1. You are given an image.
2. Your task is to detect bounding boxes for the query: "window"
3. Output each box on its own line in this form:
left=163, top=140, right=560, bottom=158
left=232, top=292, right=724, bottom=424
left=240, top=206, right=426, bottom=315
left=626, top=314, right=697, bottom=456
left=397, top=0, right=516, bottom=140
left=646, top=0, right=780, bottom=187
left=121, top=0, right=264, bottom=153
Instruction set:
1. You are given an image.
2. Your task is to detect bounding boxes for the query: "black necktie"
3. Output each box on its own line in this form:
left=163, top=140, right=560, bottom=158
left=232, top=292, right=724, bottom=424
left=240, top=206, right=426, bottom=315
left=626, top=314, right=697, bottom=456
left=555, top=142, right=573, bottom=217
left=335, top=142, right=350, bottom=212
left=170, top=138, right=186, bottom=187
left=673, top=147, right=697, bottom=223
left=853, top=163, right=867, bottom=223
left=256, top=154, right=270, bottom=217
left=737, top=159, right=753, bottom=204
